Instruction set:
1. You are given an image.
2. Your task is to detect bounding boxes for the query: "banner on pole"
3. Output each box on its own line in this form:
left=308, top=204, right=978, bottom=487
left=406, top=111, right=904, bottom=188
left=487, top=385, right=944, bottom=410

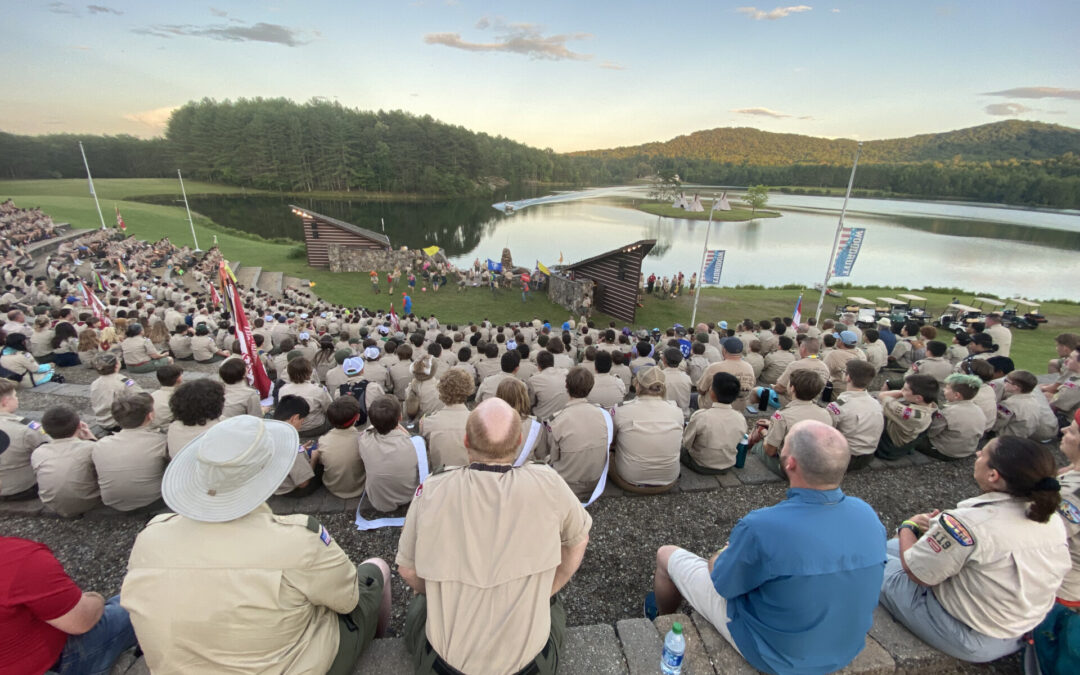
left=701, top=250, right=726, bottom=285
left=219, top=263, right=272, bottom=398
left=832, top=227, right=866, bottom=278
left=792, top=294, right=803, bottom=327
left=486, top=259, right=503, bottom=273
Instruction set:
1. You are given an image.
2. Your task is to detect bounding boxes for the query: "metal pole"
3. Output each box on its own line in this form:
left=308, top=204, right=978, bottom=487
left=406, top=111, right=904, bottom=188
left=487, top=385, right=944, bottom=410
left=79, top=142, right=108, bottom=231
left=813, top=142, right=862, bottom=324
left=177, top=169, right=201, bottom=252
left=689, top=199, right=718, bottom=329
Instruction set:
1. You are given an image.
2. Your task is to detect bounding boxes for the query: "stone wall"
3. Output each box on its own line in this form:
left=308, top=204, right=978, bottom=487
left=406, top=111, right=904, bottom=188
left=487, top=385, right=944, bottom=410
left=327, top=245, right=440, bottom=273
left=548, top=273, right=591, bottom=315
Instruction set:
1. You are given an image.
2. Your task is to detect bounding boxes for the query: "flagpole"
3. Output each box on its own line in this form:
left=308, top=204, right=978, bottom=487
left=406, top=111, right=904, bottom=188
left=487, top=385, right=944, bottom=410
left=177, top=169, right=201, bottom=252
left=79, top=142, right=108, bottom=231
left=689, top=198, right=719, bottom=329
left=813, top=142, right=862, bottom=324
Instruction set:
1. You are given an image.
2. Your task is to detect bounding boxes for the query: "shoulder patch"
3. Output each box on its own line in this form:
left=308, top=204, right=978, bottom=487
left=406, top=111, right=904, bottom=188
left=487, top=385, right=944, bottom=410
left=318, top=525, right=332, bottom=546
left=911, top=362, right=920, bottom=373
left=996, top=404, right=1013, bottom=417
left=27, top=420, right=44, bottom=433
left=902, top=407, right=913, bottom=420
left=940, top=513, right=975, bottom=546
left=1058, top=499, right=1080, bottom=525
left=772, top=411, right=783, bottom=421
left=826, top=402, right=841, bottom=415
left=124, top=379, right=135, bottom=387
left=1065, top=381, right=1077, bottom=389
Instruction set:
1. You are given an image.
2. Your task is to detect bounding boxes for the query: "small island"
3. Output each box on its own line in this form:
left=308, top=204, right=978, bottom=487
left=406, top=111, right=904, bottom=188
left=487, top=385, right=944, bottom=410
left=634, top=199, right=781, bottom=221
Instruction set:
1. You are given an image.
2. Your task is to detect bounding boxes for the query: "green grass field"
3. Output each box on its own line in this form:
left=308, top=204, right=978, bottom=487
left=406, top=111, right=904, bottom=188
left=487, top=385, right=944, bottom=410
left=2, top=179, right=1076, bottom=372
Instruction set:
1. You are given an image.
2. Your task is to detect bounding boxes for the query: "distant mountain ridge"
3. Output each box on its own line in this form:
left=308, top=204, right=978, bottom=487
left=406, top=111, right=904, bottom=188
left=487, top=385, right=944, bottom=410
left=569, top=120, right=1080, bottom=164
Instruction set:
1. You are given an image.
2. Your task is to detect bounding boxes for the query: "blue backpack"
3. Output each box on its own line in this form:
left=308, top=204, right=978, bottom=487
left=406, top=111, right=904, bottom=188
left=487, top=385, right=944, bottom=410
left=1030, top=605, right=1080, bottom=675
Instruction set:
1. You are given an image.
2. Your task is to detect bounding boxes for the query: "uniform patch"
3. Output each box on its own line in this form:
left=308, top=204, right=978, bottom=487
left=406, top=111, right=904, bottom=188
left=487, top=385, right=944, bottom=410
left=1058, top=499, right=1080, bottom=525
left=927, top=537, right=941, bottom=552
left=124, top=379, right=135, bottom=387
left=27, top=420, right=44, bottom=433
left=911, top=363, right=920, bottom=373
left=902, top=407, right=913, bottom=420
left=826, top=403, right=841, bottom=415
left=319, top=525, right=332, bottom=546
left=1066, top=381, right=1077, bottom=389
left=996, top=404, right=1013, bottom=417
left=772, top=411, right=783, bottom=421
left=415, top=482, right=424, bottom=498
left=940, top=514, right=974, bottom=546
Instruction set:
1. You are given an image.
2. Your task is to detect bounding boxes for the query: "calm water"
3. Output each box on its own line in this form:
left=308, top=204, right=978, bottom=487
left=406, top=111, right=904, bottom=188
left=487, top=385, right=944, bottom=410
left=149, top=187, right=1080, bottom=301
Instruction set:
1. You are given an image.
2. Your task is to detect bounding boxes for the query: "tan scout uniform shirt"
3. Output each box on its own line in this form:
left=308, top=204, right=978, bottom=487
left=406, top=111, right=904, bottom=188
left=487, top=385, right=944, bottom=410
left=775, top=356, right=831, bottom=401
left=926, top=400, right=984, bottom=458
left=995, top=392, right=1058, bottom=443
left=1056, top=469, right=1080, bottom=602
left=405, top=378, right=443, bottom=421
left=587, top=373, right=627, bottom=409
left=687, top=354, right=709, bottom=386
left=358, top=427, right=419, bottom=512
left=764, top=399, right=833, bottom=450
left=890, top=338, right=918, bottom=369
left=120, top=336, right=158, bottom=366
left=613, top=395, right=684, bottom=486
left=743, top=352, right=765, bottom=381
left=222, top=382, right=263, bottom=419
left=476, top=371, right=515, bottom=403
left=697, top=359, right=756, bottom=412
left=122, top=506, right=359, bottom=674
left=906, top=356, right=953, bottom=385
left=545, top=399, right=609, bottom=500
left=824, top=348, right=865, bottom=395
left=149, top=386, right=175, bottom=430
left=663, top=367, right=693, bottom=418
left=168, top=333, right=193, bottom=359
left=0, top=351, right=45, bottom=388
left=389, top=359, right=414, bottom=400
left=882, top=397, right=935, bottom=446
left=396, top=463, right=591, bottom=675
left=0, top=411, right=48, bottom=495
left=682, top=403, right=747, bottom=471
left=475, top=356, right=502, bottom=383
left=759, top=350, right=795, bottom=386
left=1051, top=376, right=1080, bottom=417
left=279, top=381, right=333, bottom=432
left=862, top=340, right=888, bottom=371
left=317, top=426, right=365, bottom=498
left=90, top=372, right=142, bottom=429
left=275, top=450, right=317, bottom=496
left=904, top=493, right=1070, bottom=638
left=420, top=403, right=470, bottom=469
left=167, top=419, right=220, bottom=459
left=972, top=384, right=998, bottom=432
left=985, top=324, right=1012, bottom=358
left=190, top=335, right=219, bottom=362
left=92, top=427, right=167, bottom=511
left=31, top=437, right=101, bottom=517
left=528, top=368, right=570, bottom=422
left=825, top=391, right=884, bottom=457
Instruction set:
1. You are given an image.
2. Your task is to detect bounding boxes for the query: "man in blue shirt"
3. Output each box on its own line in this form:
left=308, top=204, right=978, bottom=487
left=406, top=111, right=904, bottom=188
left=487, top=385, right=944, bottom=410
left=649, top=420, right=887, bottom=675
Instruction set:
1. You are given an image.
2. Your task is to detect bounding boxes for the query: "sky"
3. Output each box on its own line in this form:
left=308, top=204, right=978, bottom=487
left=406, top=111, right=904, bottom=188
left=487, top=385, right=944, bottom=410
left=2, top=1, right=1078, bottom=152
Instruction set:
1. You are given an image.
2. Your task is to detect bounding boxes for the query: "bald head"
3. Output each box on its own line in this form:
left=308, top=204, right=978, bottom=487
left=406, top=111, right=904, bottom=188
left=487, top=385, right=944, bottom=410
left=781, top=420, right=850, bottom=489
left=696, top=323, right=709, bottom=334
left=465, top=398, right=523, bottom=462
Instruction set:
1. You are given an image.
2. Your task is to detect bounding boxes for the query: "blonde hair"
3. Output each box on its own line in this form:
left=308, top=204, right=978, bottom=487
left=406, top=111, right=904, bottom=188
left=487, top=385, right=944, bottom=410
left=495, top=377, right=531, bottom=416
left=77, top=328, right=100, bottom=351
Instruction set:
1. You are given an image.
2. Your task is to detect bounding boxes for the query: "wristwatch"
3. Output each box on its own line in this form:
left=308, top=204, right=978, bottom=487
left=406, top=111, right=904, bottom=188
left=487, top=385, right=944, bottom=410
left=897, top=522, right=922, bottom=538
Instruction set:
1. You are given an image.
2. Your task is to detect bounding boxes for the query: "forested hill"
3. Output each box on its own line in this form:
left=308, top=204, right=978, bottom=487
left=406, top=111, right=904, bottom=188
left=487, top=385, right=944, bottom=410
left=571, top=120, right=1080, bottom=164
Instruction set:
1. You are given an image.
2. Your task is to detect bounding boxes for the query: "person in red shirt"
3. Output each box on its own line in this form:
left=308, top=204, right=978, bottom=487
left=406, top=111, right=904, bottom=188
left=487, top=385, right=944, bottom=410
left=0, top=533, right=136, bottom=674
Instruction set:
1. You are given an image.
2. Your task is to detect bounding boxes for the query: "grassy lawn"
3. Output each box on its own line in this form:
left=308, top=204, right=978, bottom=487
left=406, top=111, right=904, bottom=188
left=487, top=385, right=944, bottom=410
left=2, top=179, right=1075, bottom=373
left=635, top=200, right=781, bottom=221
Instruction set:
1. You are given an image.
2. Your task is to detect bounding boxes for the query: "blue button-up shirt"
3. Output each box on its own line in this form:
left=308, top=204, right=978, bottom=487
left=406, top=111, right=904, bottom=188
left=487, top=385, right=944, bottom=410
left=710, top=488, right=886, bottom=675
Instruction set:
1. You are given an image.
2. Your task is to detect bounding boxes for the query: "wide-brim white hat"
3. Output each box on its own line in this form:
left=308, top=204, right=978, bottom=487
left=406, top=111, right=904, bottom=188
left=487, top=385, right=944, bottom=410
left=162, top=415, right=299, bottom=523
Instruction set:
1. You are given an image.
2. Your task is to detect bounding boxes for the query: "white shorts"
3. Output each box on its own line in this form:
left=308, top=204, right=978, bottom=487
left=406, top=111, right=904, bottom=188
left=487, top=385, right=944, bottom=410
left=667, top=548, right=741, bottom=654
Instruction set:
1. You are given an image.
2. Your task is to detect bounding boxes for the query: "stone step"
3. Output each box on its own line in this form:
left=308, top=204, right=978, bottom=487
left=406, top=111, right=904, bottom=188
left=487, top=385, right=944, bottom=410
left=234, top=264, right=262, bottom=291
left=257, top=269, right=284, bottom=296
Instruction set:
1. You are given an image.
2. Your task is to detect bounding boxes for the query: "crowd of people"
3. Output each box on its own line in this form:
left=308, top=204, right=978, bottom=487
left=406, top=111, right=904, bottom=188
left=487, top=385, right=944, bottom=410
left=2, top=219, right=1080, bottom=674
left=0, top=200, right=59, bottom=270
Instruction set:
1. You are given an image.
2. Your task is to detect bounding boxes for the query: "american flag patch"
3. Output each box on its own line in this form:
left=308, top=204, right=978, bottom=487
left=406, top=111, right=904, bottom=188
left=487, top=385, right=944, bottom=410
left=902, top=407, right=913, bottom=420
left=124, top=379, right=135, bottom=387
left=28, top=421, right=42, bottom=432
left=319, top=525, right=332, bottom=546
left=826, top=403, right=841, bottom=415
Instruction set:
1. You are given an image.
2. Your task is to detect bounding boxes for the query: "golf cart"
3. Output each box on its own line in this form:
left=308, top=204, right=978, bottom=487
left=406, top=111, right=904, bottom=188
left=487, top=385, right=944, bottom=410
left=935, top=303, right=985, bottom=332
left=1004, top=298, right=1045, bottom=329
left=836, top=296, right=878, bottom=328
left=898, top=293, right=929, bottom=324
left=877, top=296, right=915, bottom=326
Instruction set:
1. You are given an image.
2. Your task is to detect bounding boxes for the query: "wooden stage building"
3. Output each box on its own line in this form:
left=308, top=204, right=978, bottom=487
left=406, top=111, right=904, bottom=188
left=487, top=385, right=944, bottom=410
left=290, top=205, right=390, bottom=268
left=562, top=240, right=655, bottom=322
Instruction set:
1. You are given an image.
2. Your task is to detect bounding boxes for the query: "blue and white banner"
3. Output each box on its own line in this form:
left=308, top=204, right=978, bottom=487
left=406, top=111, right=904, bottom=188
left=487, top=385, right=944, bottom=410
left=701, top=250, right=726, bottom=285
left=486, top=259, right=503, bottom=273
left=832, top=227, right=866, bottom=278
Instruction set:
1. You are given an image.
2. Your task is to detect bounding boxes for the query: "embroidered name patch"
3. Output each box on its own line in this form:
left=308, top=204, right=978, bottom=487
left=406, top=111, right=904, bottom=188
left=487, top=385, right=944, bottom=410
left=940, top=514, right=974, bottom=546
left=319, top=525, right=332, bottom=546
left=1058, top=499, right=1080, bottom=525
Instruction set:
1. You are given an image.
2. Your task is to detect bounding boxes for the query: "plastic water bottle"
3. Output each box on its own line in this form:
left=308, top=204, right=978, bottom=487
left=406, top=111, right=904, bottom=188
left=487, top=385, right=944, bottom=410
left=734, top=433, right=750, bottom=468
left=660, top=621, right=685, bottom=675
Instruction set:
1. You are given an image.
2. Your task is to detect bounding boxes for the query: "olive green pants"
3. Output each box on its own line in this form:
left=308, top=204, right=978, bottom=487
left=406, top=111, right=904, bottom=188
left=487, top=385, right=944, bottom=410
left=326, top=563, right=384, bottom=675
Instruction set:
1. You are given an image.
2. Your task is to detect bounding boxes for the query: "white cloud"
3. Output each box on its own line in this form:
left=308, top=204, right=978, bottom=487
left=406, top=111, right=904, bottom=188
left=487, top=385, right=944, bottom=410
left=982, top=87, right=1080, bottom=101
left=831, top=7, right=840, bottom=12
left=731, top=107, right=793, bottom=118
left=984, top=103, right=1032, bottom=116
left=735, top=5, right=813, bottom=21
left=425, top=23, right=592, bottom=61
left=123, top=106, right=178, bottom=129
left=600, top=61, right=626, bottom=70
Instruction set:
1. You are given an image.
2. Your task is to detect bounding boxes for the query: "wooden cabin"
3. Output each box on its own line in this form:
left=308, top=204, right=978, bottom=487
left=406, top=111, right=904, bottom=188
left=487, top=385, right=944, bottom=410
left=289, top=205, right=391, bottom=268
left=562, top=240, right=655, bottom=322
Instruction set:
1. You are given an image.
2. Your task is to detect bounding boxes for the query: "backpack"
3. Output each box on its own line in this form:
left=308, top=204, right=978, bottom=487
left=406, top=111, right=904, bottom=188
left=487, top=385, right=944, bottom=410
left=0, top=364, right=23, bottom=383
left=1028, top=604, right=1080, bottom=675
left=338, top=380, right=370, bottom=427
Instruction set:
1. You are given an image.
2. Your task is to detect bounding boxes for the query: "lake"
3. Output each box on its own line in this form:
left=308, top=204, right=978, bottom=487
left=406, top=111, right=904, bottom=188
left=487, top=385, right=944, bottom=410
left=149, top=187, right=1080, bottom=301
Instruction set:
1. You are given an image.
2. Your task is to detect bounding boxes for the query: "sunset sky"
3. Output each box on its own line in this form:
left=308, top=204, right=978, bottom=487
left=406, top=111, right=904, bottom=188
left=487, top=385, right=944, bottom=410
left=3, top=1, right=1078, bottom=152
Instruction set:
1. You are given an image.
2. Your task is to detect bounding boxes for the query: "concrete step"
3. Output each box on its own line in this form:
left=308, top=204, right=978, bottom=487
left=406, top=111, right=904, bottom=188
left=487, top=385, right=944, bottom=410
left=257, top=269, right=283, bottom=296
left=235, top=265, right=262, bottom=291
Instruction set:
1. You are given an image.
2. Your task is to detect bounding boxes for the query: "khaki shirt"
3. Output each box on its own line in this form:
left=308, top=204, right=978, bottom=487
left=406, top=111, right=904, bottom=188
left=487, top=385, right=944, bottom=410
left=317, top=426, right=365, bottom=498
left=149, top=386, right=175, bottom=430
left=764, top=400, right=833, bottom=450
left=420, top=403, right=470, bottom=469
left=362, top=359, right=392, bottom=393
left=405, top=378, right=443, bottom=421
left=90, top=373, right=143, bottom=429
left=825, top=391, right=884, bottom=456
left=926, top=400, right=985, bottom=458
left=1056, top=470, right=1080, bottom=602
left=1051, top=376, right=1080, bottom=417
left=92, top=427, right=168, bottom=511
left=862, top=340, right=888, bottom=371
left=663, top=367, right=692, bottom=418
left=972, top=385, right=998, bottom=432
left=528, top=368, right=570, bottom=422
left=545, top=399, right=609, bottom=500
left=682, top=403, right=747, bottom=471
left=279, top=382, right=333, bottom=432
left=122, top=506, right=359, bottom=674
left=760, top=350, right=795, bottom=386
left=0, top=412, right=49, bottom=495
left=587, top=373, right=626, bottom=409
left=222, top=382, right=263, bottom=419
left=824, top=348, right=865, bottom=394
left=121, top=336, right=158, bottom=366
left=890, top=338, right=917, bottom=369
left=882, top=397, right=936, bottom=446
left=514, top=359, right=538, bottom=383
left=191, top=335, right=219, bottom=361
left=697, top=359, right=755, bottom=412
left=475, top=356, right=502, bottom=383
left=167, top=419, right=220, bottom=459
left=31, top=437, right=101, bottom=517
left=275, top=451, right=317, bottom=496
left=613, top=395, right=683, bottom=486
left=904, top=493, right=1070, bottom=638
left=985, top=324, right=1012, bottom=358
left=357, top=427, right=419, bottom=512
left=324, top=365, right=348, bottom=394
left=476, top=371, right=515, bottom=403
left=168, top=333, right=193, bottom=359
left=906, top=356, right=953, bottom=384
left=389, top=359, right=414, bottom=400
left=774, top=356, right=831, bottom=401
left=396, top=463, right=591, bottom=675
left=0, top=351, right=45, bottom=388
left=743, top=352, right=765, bottom=381
left=610, top=363, right=633, bottom=389
left=687, top=354, right=709, bottom=385
left=995, top=392, right=1058, bottom=443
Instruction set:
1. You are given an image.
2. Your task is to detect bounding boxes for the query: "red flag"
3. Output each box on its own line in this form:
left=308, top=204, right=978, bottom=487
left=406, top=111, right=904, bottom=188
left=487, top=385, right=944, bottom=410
left=220, top=264, right=272, bottom=398
left=78, top=282, right=111, bottom=327
left=209, top=281, right=221, bottom=307
left=115, top=206, right=126, bottom=231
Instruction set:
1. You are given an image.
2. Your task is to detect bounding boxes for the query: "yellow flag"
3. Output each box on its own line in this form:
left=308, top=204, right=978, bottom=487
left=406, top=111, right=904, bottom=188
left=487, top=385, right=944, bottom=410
left=422, top=245, right=440, bottom=257
left=537, top=261, right=551, bottom=275
left=558, top=251, right=564, bottom=264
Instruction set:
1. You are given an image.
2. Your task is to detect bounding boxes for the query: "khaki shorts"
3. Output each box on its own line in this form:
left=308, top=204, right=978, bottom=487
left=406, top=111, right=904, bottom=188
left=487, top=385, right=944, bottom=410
left=326, top=562, right=384, bottom=675
left=667, top=548, right=741, bottom=656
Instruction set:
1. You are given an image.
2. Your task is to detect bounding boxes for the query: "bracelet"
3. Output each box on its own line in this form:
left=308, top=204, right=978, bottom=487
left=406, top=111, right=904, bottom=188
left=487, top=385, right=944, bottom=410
left=898, top=521, right=922, bottom=538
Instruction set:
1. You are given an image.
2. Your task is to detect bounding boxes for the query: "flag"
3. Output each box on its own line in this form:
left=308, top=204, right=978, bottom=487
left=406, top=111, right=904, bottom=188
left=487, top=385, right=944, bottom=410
left=209, top=281, right=221, bottom=306
left=792, top=294, right=803, bottom=327
left=422, top=245, right=440, bottom=257
left=536, top=260, right=550, bottom=275
left=559, top=251, right=564, bottom=264
left=77, top=282, right=111, bottom=327
left=115, top=206, right=126, bottom=231
left=486, top=259, right=503, bottom=273
left=92, top=270, right=105, bottom=292
left=220, top=263, right=272, bottom=398
left=832, top=227, right=867, bottom=278
left=116, top=259, right=126, bottom=277
left=701, top=250, right=726, bottom=285
left=389, top=303, right=400, bottom=333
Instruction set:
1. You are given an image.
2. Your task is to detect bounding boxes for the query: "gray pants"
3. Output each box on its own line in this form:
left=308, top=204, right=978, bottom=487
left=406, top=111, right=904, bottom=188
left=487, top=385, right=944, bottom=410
left=879, top=538, right=1022, bottom=663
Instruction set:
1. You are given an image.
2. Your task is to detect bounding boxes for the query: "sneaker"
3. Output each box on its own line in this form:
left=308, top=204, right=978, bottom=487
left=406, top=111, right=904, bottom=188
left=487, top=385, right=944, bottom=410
left=744, top=405, right=759, bottom=415
left=643, top=591, right=659, bottom=621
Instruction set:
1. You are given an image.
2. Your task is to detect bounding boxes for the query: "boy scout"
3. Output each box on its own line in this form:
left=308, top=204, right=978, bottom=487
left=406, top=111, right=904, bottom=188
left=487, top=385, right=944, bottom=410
left=905, top=340, right=953, bottom=386
left=121, top=415, right=392, bottom=674
left=1050, top=347, right=1080, bottom=424
left=915, top=374, right=985, bottom=461
left=358, top=396, right=420, bottom=513
left=396, top=398, right=591, bottom=675
left=994, top=370, right=1058, bottom=443
left=750, top=369, right=832, bottom=477
left=149, top=364, right=182, bottom=430
left=32, top=405, right=101, bottom=517
left=0, top=380, right=48, bottom=499
left=759, top=336, right=796, bottom=386
left=545, top=367, right=610, bottom=500
left=825, top=360, right=883, bottom=471
left=528, top=351, right=570, bottom=422
left=660, top=348, right=692, bottom=419
left=586, top=351, right=627, bottom=408
left=476, top=351, right=519, bottom=403
left=824, top=331, right=866, bottom=396
left=419, top=368, right=475, bottom=469
left=875, top=374, right=939, bottom=461
left=219, top=358, right=263, bottom=418
left=316, top=397, right=366, bottom=499
left=91, top=392, right=168, bottom=512
left=681, top=373, right=748, bottom=474
left=611, top=367, right=684, bottom=494
left=696, top=338, right=755, bottom=412
left=89, top=352, right=143, bottom=432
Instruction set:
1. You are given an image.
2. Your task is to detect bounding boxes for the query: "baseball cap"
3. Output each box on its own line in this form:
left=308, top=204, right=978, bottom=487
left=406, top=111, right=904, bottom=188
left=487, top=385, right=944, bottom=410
left=719, top=321, right=728, bottom=330
left=721, top=337, right=744, bottom=354
left=835, top=330, right=858, bottom=346
left=343, top=357, right=365, bottom=376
